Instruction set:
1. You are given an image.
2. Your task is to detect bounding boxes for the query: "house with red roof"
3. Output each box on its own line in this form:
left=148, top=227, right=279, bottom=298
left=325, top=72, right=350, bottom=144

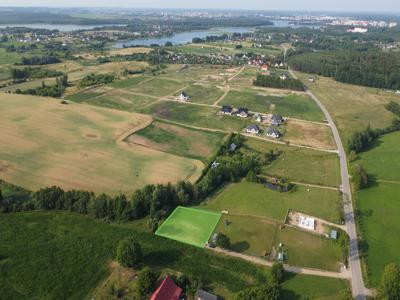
left=150, top=276, right=182, bottom=300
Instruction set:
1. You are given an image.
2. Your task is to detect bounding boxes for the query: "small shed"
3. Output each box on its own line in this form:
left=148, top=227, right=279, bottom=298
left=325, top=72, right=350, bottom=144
left=229, top=143, right=237, bottom=152
left=196, top=290, right=218, bottom=300
left=330, top=230, right=338, bottom=240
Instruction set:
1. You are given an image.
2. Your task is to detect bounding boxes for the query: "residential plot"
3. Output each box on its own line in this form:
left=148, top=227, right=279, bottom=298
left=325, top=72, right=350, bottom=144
left=0, top=93, right=203, bottom=194
left=213, top=214, right=279, bottom=257
left=143, top=100, right=250, bottom=132
left=220, top=88, right=325, bottom=122
left=244, top=137, right=341, bottom=187
left=156, top=206, right=222, bottom=248
left=274, top=226, right=342, bottom=271
left=204, top=181, right=342, bottom=224
left=127, top=120, right=226, bottom=161
left=128, top=77, right=186, bottom=97
left=176, top=83, right=224, bottom=105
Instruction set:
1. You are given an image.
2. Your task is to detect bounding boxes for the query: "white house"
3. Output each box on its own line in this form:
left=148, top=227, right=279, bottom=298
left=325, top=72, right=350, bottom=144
left=280, top=74, right=288, bottom=80
left=266, top=128, right=281, bottom=139
left=246, top=124, right=261, bottom=135
left=179, top=91, right=190, bottom=102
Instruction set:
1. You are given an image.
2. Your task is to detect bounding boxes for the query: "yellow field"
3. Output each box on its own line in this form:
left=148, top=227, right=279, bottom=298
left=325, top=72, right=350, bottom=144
left=0, top=93, right=203, bottom=194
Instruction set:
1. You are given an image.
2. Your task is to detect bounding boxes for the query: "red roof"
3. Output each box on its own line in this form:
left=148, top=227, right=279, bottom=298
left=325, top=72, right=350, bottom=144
left=150, top=276, right=182, bottom=300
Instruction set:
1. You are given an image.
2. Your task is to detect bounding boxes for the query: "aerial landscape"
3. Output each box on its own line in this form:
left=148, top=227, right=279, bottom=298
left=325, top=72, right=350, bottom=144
left=0, top=1, right=399, bottom=299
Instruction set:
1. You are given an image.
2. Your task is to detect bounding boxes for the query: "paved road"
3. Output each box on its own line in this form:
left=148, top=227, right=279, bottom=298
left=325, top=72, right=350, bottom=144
left=289, top=69, right=369, bottom=299
left=207, top=246, right=352, bottom=280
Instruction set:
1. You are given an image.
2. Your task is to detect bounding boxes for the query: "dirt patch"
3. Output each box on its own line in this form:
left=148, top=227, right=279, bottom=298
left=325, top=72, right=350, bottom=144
left=85, top=133, right=100, bottom=139
left=109, top=47, right=152, bottom=56
left=0, top=161, right=11, bottom=173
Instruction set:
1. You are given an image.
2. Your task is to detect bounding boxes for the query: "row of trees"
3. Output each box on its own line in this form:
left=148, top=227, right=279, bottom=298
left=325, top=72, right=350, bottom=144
left=253, top=74, right=305, bottom=91
left=20, top=55, right=61, bottom=65
left=10, top=67, right=63, bottom=82
left=78, top=73, right=115, bottom=88
left=288, top=50, right=400, bottom=90
left=15, top=75, right=68, bottom=97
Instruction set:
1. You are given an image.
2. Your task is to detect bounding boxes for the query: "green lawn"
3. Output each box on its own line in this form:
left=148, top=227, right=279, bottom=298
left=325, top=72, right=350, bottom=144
left=108, top=75, right=150, bottom=89
left=356, top=182, right=400, bottom=286
left=0, top=211, right=349, bottom=300
left=129, top=77, right=186, bottom=97
left=131, top=120, right=226, bottom=161
left=66, top=88, right=108, bottom=102
left=214, top=214, right=278, bottom=257
left=244, top=137, right=341, bottom=187
left=156, top=207, right=222, bottom=248
left=177, top=84, right=224, bottom=105
left=143, top=100, right=251, bottom=132
left=355, top=131, right=400, bottom=182
left=220, top=89, right=325, bottom=122
left=275, top=226, right=342, bottom=272
left=204, top=181, right=342, bottom=223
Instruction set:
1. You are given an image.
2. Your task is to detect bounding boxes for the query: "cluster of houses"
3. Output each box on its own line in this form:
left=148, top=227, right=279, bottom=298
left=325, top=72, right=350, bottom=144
left=150, top=275, right=218, bottom=300
left=221, top=105, right=249, bottom=118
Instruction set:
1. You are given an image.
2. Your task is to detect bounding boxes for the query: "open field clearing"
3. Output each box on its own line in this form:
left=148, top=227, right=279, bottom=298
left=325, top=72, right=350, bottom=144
left=127, top=120, right=226, bottom=161
left=274, top=226, right=343, bottom=272
left=0, top=211, right=348, bottom=300
left=203, top=181, right=342, bottom=224
left=176, top=83, right=224, bottom=105
left=228, top=66, right=259, bottom=86
left=0, top=77, right=57, bottom=92
left=221, top=89, right=325, bottom=122
left=128, top=77, right=186, bottom=97
left=355, top=131, right=400, bottom=182
left=0, top=93, right=203, bottom=194
left=295, top=72, right=399, bottom=144
left=107, top=75, right=151, bottom=89
left=108, top=47, right=152, bottom=56
left=214, top=214, right=279, bottom=257
left=356, top=182, right=400, bottom=286
left=156, top=207, right=222, bottom=248
left=244, top=138, right=341, bottom=187
left=143, top=100, right=251, bottom=132
left=0, top=48, right=23, bottom=65
left=284, top=119, right=336, bottom=150
left=352, top=131, right=400, bottom=286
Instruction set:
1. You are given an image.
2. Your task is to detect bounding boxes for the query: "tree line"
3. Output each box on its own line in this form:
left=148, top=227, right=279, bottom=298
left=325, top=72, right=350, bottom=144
left=19, top=55, right=61, bottom=66
left=288, top=50, right=400, bottom=90
left=10, top=67, right=63, bottom=82
left=253, top=74, right=305, bottom=91
left=14, top=74, right=68, bottom=97
left=78, top=73, right=115, bottom=88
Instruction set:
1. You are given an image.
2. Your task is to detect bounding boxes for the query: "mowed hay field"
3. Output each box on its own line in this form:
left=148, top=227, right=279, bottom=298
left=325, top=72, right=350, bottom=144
left=295, top=71, right=399, bottom=145
left=0, top=93, right=203, bottom=194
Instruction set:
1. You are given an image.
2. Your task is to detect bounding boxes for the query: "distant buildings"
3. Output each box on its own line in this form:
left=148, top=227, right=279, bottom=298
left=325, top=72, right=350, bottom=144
left=347, top=27, right=368, bottom=33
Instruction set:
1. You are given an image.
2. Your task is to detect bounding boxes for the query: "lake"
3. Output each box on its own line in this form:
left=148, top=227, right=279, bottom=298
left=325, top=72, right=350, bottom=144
left=113, top=27, right=254, bottom=48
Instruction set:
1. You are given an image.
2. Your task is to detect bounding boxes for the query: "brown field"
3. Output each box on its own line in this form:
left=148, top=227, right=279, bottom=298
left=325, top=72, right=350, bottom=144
left=284, top=119, right=337, bottom=150
left=0, top=93, right=203, bottom=194
left=108, top=47, right=152, bottom=56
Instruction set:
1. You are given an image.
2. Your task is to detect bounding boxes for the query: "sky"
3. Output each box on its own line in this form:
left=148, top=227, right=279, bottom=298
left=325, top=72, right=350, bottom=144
left=0, top=0, right=399, bottom=13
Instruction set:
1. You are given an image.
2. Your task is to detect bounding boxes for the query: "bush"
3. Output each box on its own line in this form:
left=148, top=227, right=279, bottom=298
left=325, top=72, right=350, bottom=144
left=116, top=236, right=143, bottom=268
left=269, top=262, right=284, bottom=284
left=350, top=164, right=369, bottom=191
left=216, top=233, right=231, bottom=249
left=378, top=263, right=400, bottom=300
left=136, top=267, right=157, bottom=299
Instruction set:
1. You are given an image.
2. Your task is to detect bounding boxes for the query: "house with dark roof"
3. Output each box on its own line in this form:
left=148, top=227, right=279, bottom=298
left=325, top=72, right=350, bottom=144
left=150, top=276, right=182, bottom=300
left=271, top=114, right=285, bottom=126
left=266, top=128, right=281, bottom=139
left=196, top=289, right=218, bottom=300
left=246, top=124, right=261, bottom=135
left=179, top=91, right=190, bottom=102
left=221, top=105, right=233, bottom=115
left=236, top=107, right=249, bottom=118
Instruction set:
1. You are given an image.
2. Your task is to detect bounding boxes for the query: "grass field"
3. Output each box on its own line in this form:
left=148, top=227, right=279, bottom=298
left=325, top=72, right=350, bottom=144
left=244, top=137, right=341, bottom=187
left=108, top=75, right=151, bottom=89
left=204, top=181, right=342, bottom=223
left=355, top=131, right=400, bottom=182
left=143, top=100, right=251, bottom=132
left=0, top=211, right=349, bottom=300
left=129, top=77, right=186, bottom=97
left=295, top=72, right=399, bottom=145
left=275, top=226, right=342, bottom=272
left=352, top=131, right=400, bottom=286
left=0, top=93, right=203, bottom=194
left=127, top=120, right=226, bottom=161
left=177, top=83, right=224, bottom=105
left=214, top=214, right=279, bottom=257
left=220, top=89, right=325, bottom=122
left=155, top=207, right=222, bottom=248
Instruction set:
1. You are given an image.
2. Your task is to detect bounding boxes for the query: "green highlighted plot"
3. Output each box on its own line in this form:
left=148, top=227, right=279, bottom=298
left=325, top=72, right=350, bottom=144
left=155, top=206, right=222, bottom=248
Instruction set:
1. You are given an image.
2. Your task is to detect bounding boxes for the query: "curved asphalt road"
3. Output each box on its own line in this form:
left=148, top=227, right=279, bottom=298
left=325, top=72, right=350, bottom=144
left=289, top=69, right=369, bottom=299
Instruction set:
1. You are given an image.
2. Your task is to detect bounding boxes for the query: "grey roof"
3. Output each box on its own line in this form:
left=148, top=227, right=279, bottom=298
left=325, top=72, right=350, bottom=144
left=238, top=107, right=249, bottom=113
left=330, top=230, right=338, bottom=239
left=271, top=114, right=284, bottom=124
left=221, top=105, right=233, bottom=112
left=247, top=124, right=261, bottom=131
left=196, top=290, right=218, bottom=300
left=230, top=143, right=237, bottom=151
left=267, top=128, right=281, bottom=136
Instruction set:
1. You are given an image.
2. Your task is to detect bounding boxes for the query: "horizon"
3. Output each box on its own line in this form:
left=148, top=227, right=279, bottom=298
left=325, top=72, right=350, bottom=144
left=0, top=0, right=399, bottom=14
